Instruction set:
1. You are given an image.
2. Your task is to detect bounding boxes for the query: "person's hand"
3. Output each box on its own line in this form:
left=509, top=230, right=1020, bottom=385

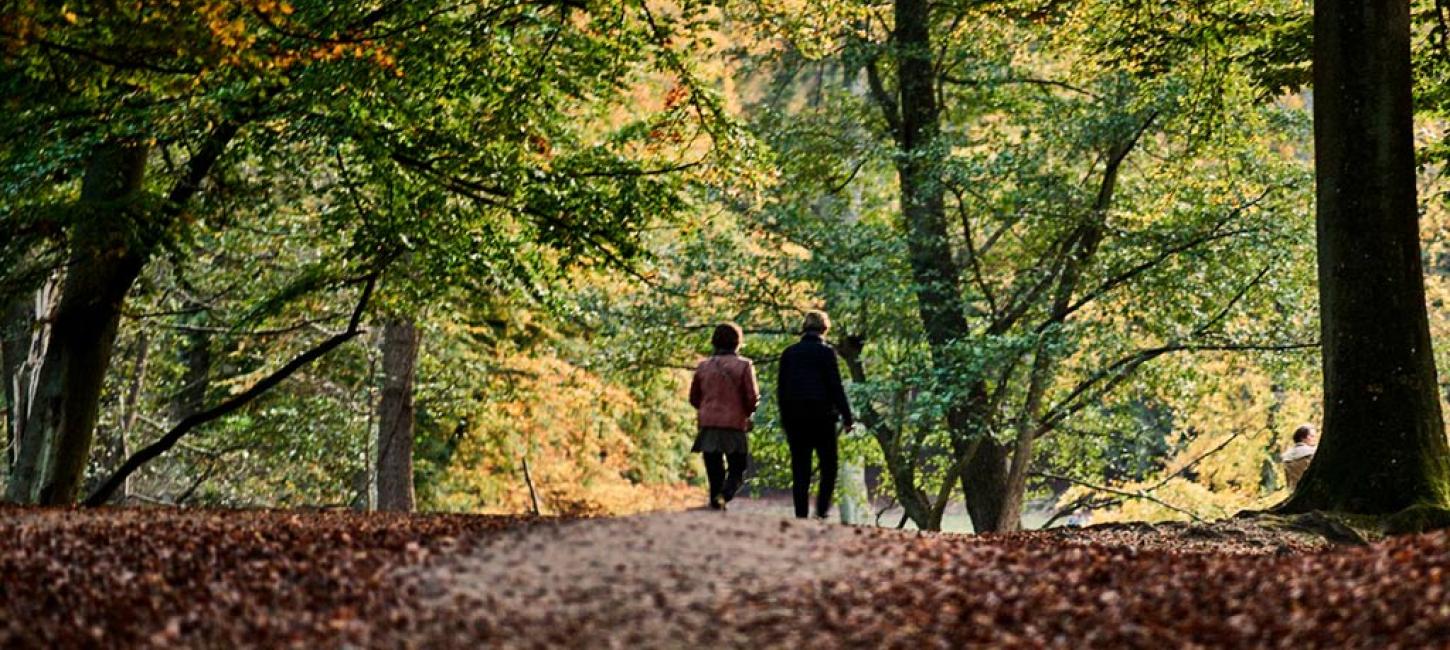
left=842, top=417, right=854, bottom=432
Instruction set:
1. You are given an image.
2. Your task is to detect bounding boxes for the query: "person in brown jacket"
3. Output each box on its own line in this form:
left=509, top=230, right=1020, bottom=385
left=1282, top=423, right=1318, bottom=488
left=689, top=323, right=760, bottom=510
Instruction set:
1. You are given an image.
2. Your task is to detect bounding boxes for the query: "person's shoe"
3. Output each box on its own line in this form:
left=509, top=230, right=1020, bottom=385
left=709, top=495, right=727, bottom=511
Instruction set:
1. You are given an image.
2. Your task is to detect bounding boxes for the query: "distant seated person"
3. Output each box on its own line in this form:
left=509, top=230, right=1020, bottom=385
left=1281, top=424, right=1318, bottom=487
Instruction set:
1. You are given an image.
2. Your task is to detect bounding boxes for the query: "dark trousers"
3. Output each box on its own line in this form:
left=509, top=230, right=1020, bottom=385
left=784, top=415, right=838, bottom=518
left=703, top=452, right=748, bottom=503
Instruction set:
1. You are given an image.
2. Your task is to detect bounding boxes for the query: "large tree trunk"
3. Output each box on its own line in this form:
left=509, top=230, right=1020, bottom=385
left=16, top=124, right=237, bottom=505
left=1279, top=0, right=1450, bottom=514
left=961, top=435, right=1009, bottom=530
left=10, top=142, right=150, bottom=505
left=375, top=317, right=418, bottom=512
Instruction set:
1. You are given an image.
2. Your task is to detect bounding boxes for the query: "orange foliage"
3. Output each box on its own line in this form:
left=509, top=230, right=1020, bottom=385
left=431, top=348, right=695, bottom=516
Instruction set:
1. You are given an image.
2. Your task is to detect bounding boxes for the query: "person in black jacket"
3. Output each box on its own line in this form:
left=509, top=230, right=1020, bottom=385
left=777, top=310, right=853, bottom=519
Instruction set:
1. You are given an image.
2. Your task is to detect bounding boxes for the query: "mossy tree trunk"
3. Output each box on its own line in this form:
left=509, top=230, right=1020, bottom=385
left=1279, top=0, right=1450, bottom=514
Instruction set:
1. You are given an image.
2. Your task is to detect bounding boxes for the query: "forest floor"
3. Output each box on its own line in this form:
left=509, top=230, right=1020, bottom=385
left=2, top=505, right=1449, bottom=648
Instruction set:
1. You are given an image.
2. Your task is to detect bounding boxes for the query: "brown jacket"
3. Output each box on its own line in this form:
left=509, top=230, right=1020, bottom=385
left=689, top=354, right=759, bottom=432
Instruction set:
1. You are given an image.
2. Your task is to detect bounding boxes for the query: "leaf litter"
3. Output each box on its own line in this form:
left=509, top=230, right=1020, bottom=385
left=2, top=507, right=1448, bottom=648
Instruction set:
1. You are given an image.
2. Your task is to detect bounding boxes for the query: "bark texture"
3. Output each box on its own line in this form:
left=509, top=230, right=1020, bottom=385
left=376, top=317, right=418, bottom=512
left=1280, top=0, right=1450, bottom=513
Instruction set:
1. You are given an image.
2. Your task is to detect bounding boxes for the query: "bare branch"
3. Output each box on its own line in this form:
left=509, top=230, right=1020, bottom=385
left=941, top=74, right=1101, bottom=99
left=84, top=272, right=380, bottom=506
left=1030, top=471, right=1206, bottom=523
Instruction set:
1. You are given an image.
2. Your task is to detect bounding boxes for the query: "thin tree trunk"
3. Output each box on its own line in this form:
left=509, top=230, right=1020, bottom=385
left=1279, top=0, right=1450, bottom=514
left=113, top=332, right=148, bottom=503
left=837, top=337, right=935, bottom=528
left=171, top=302, right=211, bottom=424
left=2, top=295, right=33, bottom=473
left=521, top=455, right=542, bottom=516
left=991, top=126, right=1136, bottom=531
left=375, top=317, right=418, bottom=512
left=5, top=278, right=59, bottom=502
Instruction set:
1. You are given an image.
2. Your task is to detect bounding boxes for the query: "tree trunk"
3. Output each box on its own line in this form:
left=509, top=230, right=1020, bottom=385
left=5, top=277, right=59, bottom=502
left=19, top=124, right=237, bottom=505
left=991, top=130, right=1130, bottom=531
left=10, top=142, right=150, bottom=505
left=961, top=435, right=1009, bottom=531
left=1279, top=0, right=1450, bottom=514
left=996, top=351, right=1051, bottom=533
left=171, top=304, right=211, bottom=423
left=375, top=317, right=418, bottom=512
left=837, top=463, right=868, bottom=525
left=87, top=332, right=148, bottom=503
left=837, top=336, right=936, bottom=528
left=2, top=295, right=34, bottom=473
left=888, top=0, right=1018, bottom=532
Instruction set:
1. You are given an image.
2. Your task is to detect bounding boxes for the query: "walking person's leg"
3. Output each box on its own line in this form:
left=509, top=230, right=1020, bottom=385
left=814, top=422, right=839, bottom=519
left=722, top=451, right=748, bottom=502
left=702, top=452, right=726, bottom=508
left=787, top=433, right=813, bottom=518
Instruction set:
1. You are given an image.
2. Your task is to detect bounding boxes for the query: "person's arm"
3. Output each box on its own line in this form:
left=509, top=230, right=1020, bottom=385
left=741, top=360, right=760, bottom=415
left=824, top=347, right=853, bottom=428
left=689, top=362, right=703, bottom=410
left=776, top=349, right=789, bottom=408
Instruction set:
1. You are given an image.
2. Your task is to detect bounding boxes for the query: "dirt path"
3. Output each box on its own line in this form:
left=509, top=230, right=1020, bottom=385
left=402, top=510, right=889, bottom=648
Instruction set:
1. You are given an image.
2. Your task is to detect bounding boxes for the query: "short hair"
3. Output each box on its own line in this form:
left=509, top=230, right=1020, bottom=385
left=711, top=322, right=742, bottom=353
left=801, top=310, right=831, bottom=334
left=1293, top=424, right=1316, bottom=443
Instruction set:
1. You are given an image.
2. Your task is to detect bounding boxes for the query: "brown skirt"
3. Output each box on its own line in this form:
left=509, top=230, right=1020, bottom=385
left=691, top=426, right=749, bottom=454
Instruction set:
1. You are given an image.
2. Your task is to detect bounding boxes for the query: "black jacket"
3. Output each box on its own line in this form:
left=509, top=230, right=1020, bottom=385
left=776, top=333, right=853, bottom=423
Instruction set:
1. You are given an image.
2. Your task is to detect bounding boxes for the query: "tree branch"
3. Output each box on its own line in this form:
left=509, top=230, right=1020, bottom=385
left=941, top=74, right=1101, bottom=99
left=83, top=273, right=379, bottom=507
left=1030, top=471, right=1206, bottom=523
left=865, top=56, right=902, bottom=142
